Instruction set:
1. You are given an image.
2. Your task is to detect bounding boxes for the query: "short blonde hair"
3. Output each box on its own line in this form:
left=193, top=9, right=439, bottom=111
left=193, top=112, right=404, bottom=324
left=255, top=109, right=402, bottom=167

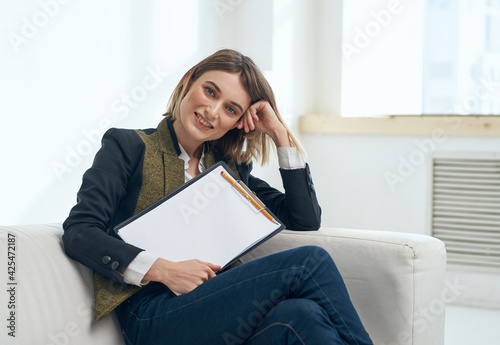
left=164, top=49, right=304, bottom=165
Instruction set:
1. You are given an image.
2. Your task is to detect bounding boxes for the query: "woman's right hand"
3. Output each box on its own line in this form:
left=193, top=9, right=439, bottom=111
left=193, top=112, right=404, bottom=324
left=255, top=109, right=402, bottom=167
left=143, top=258, right=221, bottom=295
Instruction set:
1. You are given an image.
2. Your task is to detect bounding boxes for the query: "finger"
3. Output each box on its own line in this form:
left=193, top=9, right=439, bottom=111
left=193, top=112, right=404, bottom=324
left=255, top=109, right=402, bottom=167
left=253, top=112, right=259, bottom=122
left=253, top=107, right=260, bottom=123
left=248, top=108, right=257, bottom=130
left=251, top=105, right=260, bottom=122
left=208, top=263, right=222, bottom=272
left=236, top=118, right=244, bottom=130
left=244, top=112, right=252, bottom=133
left=199, top=266, right=215, bottom=280
left=200, top=261, right=222, bottom=272
left=207, top=269, right=216, bottom=279
left=253, top=100, right=266, bottom=113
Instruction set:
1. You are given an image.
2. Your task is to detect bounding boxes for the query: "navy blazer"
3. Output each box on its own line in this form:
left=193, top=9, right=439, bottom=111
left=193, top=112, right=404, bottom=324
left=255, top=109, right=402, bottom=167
left=62, top=118, right=321, bottom=286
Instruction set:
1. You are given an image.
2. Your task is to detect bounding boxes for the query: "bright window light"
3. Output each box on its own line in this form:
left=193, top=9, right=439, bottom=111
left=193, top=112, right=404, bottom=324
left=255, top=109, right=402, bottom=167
left=341, top=0, right=500, bottom=117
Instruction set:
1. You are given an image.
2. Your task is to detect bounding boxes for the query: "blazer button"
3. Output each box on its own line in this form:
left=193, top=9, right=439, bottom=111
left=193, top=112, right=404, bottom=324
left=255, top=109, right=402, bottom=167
left=102, top=256, right=112, bottom=265
left=111, top=261, right=120, bottom=270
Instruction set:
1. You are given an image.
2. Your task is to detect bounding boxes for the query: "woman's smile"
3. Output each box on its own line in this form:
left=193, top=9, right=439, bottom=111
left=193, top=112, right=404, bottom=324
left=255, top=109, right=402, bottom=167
left=194, top=112, right=214, bottom=129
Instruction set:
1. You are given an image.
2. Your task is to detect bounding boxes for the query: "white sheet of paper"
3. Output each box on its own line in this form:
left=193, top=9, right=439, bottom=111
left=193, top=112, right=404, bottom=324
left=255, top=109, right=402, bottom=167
left=116, top=163, right=282, bottom=268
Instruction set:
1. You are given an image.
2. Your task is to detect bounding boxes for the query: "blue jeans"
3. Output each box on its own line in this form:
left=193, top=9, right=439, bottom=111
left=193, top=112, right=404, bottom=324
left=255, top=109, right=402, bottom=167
left=117, top=246, right=373, bottom=345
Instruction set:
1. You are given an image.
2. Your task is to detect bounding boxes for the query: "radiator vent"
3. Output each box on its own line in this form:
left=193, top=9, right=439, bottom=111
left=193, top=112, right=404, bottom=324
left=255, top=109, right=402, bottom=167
left=430, top=153, right=500, bottom=269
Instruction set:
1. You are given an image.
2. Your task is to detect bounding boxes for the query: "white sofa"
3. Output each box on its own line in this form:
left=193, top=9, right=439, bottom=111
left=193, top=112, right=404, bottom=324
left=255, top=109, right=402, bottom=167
left=0, top=224, right=446, bottom=345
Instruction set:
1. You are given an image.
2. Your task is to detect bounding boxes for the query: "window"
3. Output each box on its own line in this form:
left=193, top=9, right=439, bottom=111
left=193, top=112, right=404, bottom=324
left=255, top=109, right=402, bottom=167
left=341, top=0, right=500, bottom=117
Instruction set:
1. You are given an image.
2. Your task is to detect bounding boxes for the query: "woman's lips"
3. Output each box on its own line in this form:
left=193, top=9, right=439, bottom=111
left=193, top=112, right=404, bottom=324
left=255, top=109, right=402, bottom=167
left=195, top=112, right=213, bottom=129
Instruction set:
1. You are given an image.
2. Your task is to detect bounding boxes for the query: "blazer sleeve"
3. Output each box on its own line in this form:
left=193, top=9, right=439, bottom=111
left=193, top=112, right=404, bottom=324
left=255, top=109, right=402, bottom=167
left=62, top=128, right=145, bottom=285
left=238, top=163, right=321, bottom=231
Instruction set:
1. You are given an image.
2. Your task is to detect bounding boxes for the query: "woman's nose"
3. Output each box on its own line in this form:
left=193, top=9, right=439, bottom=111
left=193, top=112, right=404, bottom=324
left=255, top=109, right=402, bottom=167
left=206, top=101, right=222, bottom=120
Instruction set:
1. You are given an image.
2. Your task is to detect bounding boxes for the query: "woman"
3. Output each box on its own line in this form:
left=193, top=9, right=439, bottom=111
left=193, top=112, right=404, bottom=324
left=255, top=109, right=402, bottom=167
left=63, top=49, right=372, bottom=344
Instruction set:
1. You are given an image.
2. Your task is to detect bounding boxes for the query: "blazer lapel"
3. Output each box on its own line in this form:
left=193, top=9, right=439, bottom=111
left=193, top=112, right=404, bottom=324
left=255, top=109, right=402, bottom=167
left=158, top=118, right=185, bottom=194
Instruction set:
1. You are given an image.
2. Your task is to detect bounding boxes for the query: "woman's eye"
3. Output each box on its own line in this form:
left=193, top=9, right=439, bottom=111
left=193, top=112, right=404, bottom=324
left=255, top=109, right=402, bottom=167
left=226, top=106, right=236, bottom=114
left=205, top=87, right=215, bottom=97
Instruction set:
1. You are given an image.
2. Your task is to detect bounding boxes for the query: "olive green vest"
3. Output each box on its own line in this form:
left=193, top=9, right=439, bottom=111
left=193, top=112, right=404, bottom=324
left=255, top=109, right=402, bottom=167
left=93, top=118, right=240, bottom=320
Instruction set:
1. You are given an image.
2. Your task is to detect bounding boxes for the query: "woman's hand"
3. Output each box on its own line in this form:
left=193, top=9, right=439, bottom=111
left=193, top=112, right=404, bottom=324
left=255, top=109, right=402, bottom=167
left=237, top=100, right=291, bottom=147
left=144, top=258, right=221, bottom=295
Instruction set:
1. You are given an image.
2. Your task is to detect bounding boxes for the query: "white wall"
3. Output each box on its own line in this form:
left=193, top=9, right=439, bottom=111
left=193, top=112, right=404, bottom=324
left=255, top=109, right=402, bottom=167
left=0, top=0, right=292, bottom=225
left=2, top=1, right=134, bottom=225
left=302, top=134, right=500, bottom=234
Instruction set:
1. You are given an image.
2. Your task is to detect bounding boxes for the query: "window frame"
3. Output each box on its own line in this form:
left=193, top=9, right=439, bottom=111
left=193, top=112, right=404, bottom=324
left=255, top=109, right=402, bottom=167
left=299, top=0, right=500, bottom=136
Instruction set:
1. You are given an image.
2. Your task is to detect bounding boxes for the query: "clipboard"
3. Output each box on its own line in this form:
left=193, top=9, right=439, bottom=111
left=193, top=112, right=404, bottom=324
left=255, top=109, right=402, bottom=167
left=114, top=161, right=285, bottom=274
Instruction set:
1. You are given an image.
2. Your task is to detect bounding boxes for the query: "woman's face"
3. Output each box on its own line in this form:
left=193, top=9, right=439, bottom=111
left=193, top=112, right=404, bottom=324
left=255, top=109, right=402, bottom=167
left=175, top=70, right=252, bottom=146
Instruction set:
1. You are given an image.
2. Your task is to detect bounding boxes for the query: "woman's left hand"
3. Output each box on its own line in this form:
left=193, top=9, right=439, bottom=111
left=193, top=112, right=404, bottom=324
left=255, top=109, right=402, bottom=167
left=237, top=100, right=291, bottom=147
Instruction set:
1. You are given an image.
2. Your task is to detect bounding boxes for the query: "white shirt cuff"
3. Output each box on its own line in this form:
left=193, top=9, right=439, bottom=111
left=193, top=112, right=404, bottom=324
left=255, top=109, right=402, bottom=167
left=123, top=251, right=159, bottom=286
left=277, top=147, right=306, bottom=170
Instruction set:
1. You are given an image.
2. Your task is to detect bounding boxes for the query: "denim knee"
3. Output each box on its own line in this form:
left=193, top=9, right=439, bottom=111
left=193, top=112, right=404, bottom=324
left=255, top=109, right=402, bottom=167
left=289, top=246, right=335, bottom=272
left=272, top=298, right=331, bottom=327
left=247, top=298, right=336, bottom=344
left=289, top=245, right=330, bottom=262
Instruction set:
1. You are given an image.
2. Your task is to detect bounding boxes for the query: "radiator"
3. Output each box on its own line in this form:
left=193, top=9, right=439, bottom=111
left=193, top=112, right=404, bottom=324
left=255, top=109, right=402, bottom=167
left=429, top=152, right=500, bottom=270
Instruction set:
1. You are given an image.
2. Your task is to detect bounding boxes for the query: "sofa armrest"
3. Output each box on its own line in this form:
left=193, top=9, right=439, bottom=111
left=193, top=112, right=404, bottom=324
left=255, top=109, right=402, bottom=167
left=0, top=224, right=124, bottom=345
left=240, top=227, right=447, bottom=345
